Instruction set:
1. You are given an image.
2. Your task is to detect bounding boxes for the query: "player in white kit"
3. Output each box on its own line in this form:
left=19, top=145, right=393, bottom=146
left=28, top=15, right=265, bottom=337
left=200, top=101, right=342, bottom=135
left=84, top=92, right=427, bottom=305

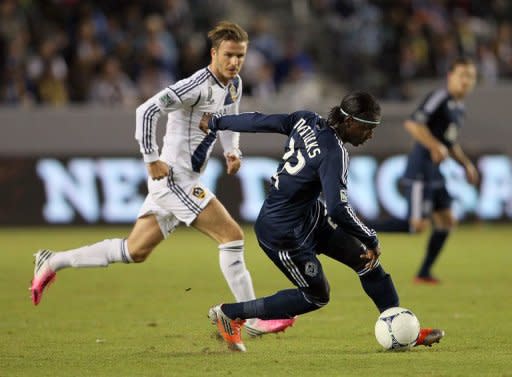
left=30, top=21, right=295, bottom=336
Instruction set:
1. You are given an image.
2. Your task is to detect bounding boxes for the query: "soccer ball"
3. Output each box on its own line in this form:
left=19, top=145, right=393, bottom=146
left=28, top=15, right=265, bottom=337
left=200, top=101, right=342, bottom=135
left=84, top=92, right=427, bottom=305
left=374, top=307, right=420, bottom=350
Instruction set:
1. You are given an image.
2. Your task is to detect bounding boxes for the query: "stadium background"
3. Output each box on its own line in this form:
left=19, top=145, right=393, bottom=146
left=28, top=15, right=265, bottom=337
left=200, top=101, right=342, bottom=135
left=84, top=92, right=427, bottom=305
left=1, top=0, right=511, bottom=225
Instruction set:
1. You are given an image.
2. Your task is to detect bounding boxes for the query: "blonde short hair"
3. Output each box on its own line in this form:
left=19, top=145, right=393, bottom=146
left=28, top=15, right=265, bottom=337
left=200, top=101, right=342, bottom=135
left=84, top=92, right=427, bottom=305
left=208, top=21, right=249, bottom=49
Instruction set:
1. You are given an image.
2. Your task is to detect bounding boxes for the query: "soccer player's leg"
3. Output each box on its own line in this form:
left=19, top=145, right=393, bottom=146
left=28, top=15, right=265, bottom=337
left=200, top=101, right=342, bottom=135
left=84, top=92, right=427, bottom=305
left=208, top=244, right=325, bottom=351
left=415, top=186, right=455, bottom=284
left=30, top=215, right=167, bottom=305
left=30, top=178, right=179, bottom=305
left=193, top=196, right=295, bottom=336
left=192, top=196, right=254, bottom=302
left=215, top=245, right=328, bottom=334
left=407, top=180, right=431, bottom=234
left=317, top=220, right=445, bottom=346
left=318, top=224, right=399, bottom=312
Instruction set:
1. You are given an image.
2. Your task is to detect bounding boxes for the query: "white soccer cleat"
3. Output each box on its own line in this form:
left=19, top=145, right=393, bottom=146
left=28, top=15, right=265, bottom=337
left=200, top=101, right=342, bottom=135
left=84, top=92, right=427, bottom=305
left=245, top=317, right=297, bottom=337
left=208, top=304, right=246, bottom=352
left=30, top=249, right=56, bottom=306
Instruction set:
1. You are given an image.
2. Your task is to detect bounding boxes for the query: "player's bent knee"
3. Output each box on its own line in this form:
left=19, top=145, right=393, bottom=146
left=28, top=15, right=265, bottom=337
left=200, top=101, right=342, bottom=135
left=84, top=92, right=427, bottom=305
left=302, top=284, right=330, bottom=308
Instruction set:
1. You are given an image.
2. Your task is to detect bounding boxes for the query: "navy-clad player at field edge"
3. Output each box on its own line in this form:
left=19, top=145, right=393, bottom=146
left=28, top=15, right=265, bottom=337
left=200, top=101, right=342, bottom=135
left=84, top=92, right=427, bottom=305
left=367, top=58, right=478, bottom=285
left=200, top=92, right=444, bottom=352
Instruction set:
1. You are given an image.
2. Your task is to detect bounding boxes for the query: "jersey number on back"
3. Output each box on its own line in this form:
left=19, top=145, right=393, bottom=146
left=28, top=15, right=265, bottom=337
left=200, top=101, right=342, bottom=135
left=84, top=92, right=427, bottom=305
left=273, top=137, right=305, bottom=189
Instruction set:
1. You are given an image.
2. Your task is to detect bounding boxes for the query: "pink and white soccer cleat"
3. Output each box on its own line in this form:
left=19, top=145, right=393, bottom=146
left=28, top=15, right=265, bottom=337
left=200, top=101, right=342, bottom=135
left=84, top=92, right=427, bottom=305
left=30, top=250, right=56, bottom=306
left=245, top=317, right=297, bottom=337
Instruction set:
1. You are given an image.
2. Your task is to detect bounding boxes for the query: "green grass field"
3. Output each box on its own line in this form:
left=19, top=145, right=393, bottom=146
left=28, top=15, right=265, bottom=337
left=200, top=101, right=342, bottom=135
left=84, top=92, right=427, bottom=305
left=1, top=224, right=511, bottom=377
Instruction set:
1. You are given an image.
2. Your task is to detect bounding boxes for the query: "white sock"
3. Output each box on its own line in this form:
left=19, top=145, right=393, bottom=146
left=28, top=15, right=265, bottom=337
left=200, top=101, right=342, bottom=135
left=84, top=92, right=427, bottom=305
left=219, top=240, right=256, bottom=303
left=49, top=239, right=133, bottom=272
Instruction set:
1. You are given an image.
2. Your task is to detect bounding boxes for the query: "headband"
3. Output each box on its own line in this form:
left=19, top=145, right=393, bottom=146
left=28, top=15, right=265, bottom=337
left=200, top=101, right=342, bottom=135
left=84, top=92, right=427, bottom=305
left=340, top=107, right=381, bottom=125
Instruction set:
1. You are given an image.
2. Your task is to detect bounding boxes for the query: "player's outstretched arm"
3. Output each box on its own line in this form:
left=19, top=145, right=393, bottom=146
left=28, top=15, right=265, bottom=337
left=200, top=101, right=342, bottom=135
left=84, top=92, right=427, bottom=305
left=404, top=120, right=448, bottom=164
left=206, top=112, right=294, bottom=135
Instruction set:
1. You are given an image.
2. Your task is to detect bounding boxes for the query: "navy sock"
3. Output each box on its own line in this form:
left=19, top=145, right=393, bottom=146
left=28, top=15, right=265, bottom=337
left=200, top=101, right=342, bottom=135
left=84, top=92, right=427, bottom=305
left=360, top=266, right=399, bottom=313
left=417, top=229, right=449, bottom=277
left=366, top=218, right=410, bottom=233
left=221, top=289, right=319, bottom=320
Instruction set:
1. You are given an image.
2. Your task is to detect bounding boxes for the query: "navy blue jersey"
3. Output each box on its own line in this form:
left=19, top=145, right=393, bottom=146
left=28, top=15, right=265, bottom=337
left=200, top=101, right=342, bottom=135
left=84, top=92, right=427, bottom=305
left=210, top=111, right=378, bottom=250
left=403, top=88, right=466, bottom=184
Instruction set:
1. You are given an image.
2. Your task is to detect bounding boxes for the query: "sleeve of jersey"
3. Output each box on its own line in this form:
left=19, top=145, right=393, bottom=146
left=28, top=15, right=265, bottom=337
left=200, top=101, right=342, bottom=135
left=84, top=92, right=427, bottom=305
left=135, top=87, right=189, bottom=163
left=318, top=145, right=379, bottom=249
left=211, top=112, right=295, bottom=135
left=410, top=90, right=445, bottom=125
left=218, top=78, right=242, bottom=157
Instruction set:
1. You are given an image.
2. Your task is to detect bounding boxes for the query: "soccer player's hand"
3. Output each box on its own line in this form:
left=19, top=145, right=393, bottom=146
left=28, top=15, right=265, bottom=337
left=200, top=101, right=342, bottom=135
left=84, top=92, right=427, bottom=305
left=199, top=112, right=213, bottom=134
left=147, top=160, right=170, bottom=180
left=225, top=153, right=241, bottom=175
left=430, top=144, right=448, bottom=164
left=465, top=162, right=479, bottom=185
left=361, top=245, right=381, bottom=270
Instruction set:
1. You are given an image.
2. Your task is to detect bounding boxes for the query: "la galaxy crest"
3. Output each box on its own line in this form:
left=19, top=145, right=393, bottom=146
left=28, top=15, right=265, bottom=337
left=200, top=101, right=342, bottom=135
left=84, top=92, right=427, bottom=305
left=192, top=186, right=206, bottom=199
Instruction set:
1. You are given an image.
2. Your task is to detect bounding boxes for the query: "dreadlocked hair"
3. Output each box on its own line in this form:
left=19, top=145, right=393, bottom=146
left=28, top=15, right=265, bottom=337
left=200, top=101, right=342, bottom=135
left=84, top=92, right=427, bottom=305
left=328, top=91, right=381, bottom=132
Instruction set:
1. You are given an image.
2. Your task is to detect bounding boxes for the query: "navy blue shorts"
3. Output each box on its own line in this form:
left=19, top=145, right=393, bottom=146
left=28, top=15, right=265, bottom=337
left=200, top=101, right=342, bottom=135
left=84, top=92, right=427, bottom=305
left=256, top=210, right=370, bottom=295
left=403, top=180, right=452, bottom=220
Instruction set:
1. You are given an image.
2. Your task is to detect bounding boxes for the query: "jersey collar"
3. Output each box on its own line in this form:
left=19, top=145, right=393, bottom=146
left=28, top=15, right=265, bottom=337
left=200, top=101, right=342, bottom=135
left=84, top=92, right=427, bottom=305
left=206, top=67, right=227, bottom=89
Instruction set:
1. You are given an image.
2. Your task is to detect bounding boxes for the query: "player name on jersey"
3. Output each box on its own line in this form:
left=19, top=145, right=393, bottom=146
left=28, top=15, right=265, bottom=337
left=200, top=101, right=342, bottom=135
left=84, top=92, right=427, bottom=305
left=294, top=119, right=321, bottom=158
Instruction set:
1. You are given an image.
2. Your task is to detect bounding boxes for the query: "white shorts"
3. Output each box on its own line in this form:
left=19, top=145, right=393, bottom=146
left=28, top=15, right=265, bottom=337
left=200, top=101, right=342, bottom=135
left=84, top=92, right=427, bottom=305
left=138, top=171, right=215, bottom=238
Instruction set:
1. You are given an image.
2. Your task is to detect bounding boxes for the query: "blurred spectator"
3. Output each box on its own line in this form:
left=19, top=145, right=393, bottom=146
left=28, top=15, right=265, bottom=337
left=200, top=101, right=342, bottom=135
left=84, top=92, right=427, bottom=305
left=0, top=0, right=28, bottom=43
left=1, top=35, right=33, bottom=105
left=249, top=15, right=282, bottom=64
left=69, top=18, right=106, bottom=101
left=241, top=48, right=277, bottom=99
left=162, top=0, right=193, bottom=42
left=495, top=22, right=512, bottom=77
left=274, top=37, right=314, bottom=89
left=1, top=0, right=512, bottom=106
left=177, top=33, right=206, bottom=78
left=137, top=59, right=174, bottom=101
left=136, top=14, right=179, bottom=78
left=478, top=43, right=499, bottom=85
left=27, top=37, right=69, bottom=105
left=433, top=33, right=459, bottom=75
left=88, top=56, right=137, bottom=106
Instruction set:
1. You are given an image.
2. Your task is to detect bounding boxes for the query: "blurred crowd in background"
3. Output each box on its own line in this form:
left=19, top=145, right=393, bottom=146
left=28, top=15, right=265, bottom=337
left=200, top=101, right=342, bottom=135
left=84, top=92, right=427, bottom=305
left=1, top=0, right=511, bottom=107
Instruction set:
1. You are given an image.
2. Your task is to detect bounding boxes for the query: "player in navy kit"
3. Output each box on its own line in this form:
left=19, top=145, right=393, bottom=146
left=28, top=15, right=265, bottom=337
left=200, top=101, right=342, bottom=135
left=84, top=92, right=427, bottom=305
left=200, top=92, right=444, bottom=352
left=369, top=58, right=478, bottom=284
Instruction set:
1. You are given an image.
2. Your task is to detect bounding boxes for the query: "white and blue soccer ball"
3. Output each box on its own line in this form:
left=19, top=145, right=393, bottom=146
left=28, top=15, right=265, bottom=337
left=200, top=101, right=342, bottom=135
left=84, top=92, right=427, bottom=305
left=375, top=307, right=420, bottom=350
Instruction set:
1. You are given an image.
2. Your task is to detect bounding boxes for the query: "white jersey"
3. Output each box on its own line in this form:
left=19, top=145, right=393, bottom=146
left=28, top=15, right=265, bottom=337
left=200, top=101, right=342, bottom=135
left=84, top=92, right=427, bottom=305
left=135, top=67, right=242, bottom=176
